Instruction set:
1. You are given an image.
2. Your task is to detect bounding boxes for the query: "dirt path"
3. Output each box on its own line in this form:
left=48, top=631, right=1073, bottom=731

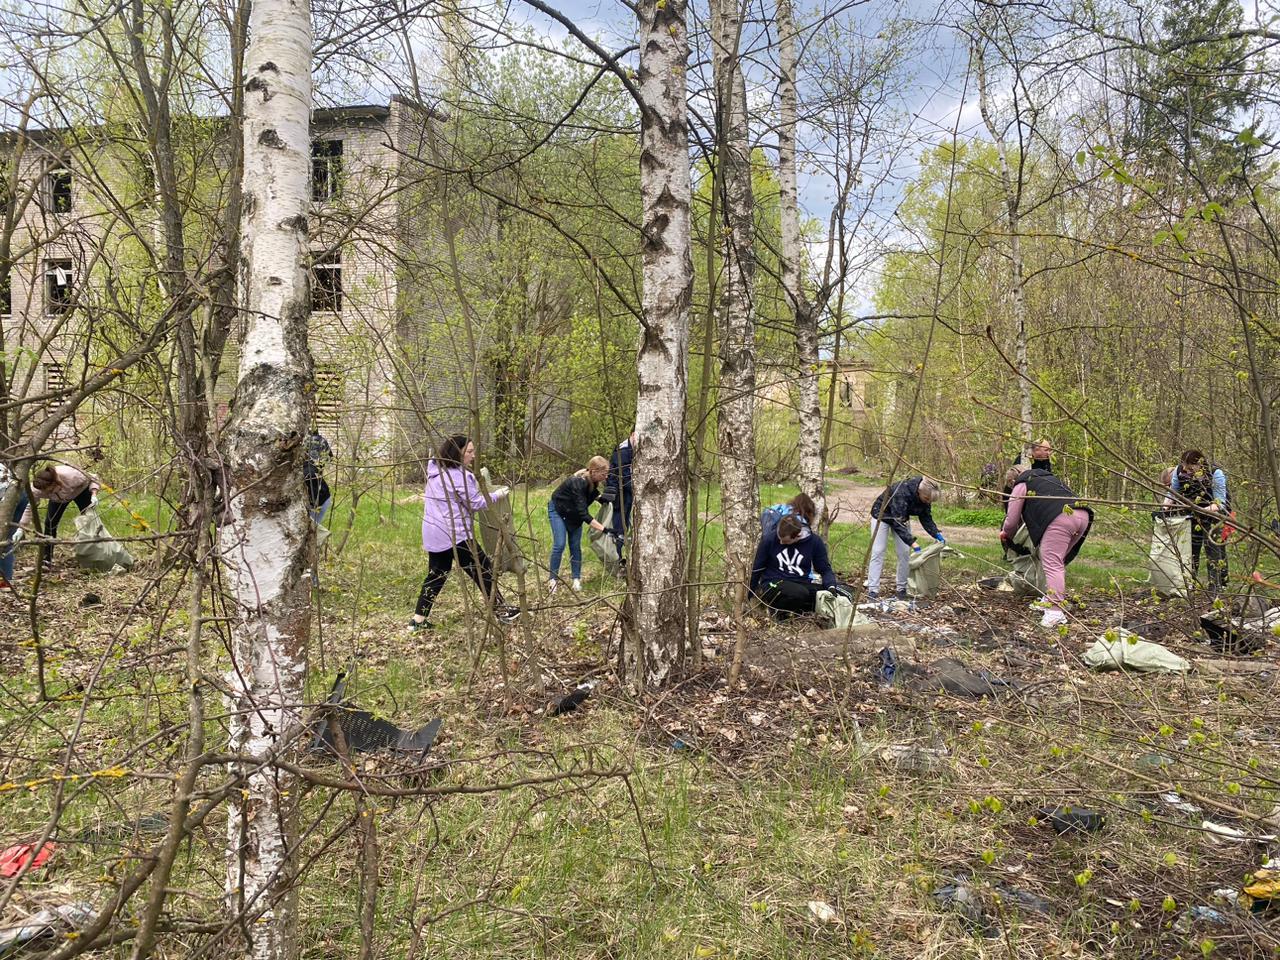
left=825, top=478, right=997, bottom=547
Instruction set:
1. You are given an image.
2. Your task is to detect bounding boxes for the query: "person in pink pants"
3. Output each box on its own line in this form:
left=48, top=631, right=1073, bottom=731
left=1000, top=467, right=1093, bottom=628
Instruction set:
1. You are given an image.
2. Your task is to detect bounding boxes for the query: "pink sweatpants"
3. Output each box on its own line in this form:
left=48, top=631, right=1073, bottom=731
left=1040, top=511, right=1090, bottom=605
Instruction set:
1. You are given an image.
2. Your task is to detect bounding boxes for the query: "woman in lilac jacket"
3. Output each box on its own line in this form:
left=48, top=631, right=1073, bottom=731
left=409, top=435, right=517, bottom=632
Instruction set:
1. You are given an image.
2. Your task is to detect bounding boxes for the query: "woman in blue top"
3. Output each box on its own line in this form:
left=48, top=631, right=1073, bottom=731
left=750, top=515, right=839, bottom=619
left=1166, top=449, right=1230, bottom=593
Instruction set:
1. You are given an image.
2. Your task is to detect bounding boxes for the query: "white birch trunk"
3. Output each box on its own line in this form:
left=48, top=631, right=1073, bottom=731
left=777, top=0, right=825, bottom=524
left=626, top=0, right=693, bottom=688
left=221, top=2, right=314, bottom=957
left=975, top=37, right=1033, bottom=454
left=711, top=0, right=759, bottom=588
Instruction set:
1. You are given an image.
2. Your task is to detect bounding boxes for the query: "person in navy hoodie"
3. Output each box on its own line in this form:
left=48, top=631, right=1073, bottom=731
left=750, top=515, right=841, bottom=619
left=604, top=430, right=635, bottom=561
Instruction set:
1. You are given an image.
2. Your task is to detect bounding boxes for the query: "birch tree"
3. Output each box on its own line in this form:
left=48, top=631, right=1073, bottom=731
left=625, top=0, right=693, bottom=688
left=776, top=0, right=825, bottom=523
left=221, top=1, right=314, bottom=955
left=973, top=24, right=1033, bottom=454
left=710, top=0, right=759, bottom=586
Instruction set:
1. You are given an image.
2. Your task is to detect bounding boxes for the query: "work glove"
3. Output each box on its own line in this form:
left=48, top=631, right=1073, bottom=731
left=911, top=540, right=922, bottom=553
left=934, top=534, right=946, bottom=544
left=90, top=494, right=99, bottom=508
left=829, top=583, right=855, bottom=602
left=489, top=486, right=510, bottom=500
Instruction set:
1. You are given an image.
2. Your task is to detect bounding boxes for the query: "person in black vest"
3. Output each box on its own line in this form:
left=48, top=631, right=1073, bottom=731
left=750, top=515, right=842, bottom=618
left=304, top=430, right=333, bottom=524
left=604, top=430, right=635, bottom=562
left=1166, top=449, right=1229, bottom=593
left=1000, top=467, right=1093, bottom=628
left=547, top=456, right=611, bottom=593
left=866, top=476, right=945, bottom=601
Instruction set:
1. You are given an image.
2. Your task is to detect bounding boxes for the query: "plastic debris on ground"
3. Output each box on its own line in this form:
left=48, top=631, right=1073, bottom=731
left=1160, top=792, right=1201, bottom=815
left=932, top=880, right=996, bottom=938
left=309, top=672, right=442, bottom=757
left=0, top=842, right=55, bottom=878
left=1242, top=868, right=1280, bottom=912
left=887, top=657, right=1019, bottom=699
left=1082, top=628, right=1191, bottom=673
left=549, top=681, right=596, bottom=717
left=1199, top=609, right=1270, bottom=655
left=878, top=743, right=949, bottom=774
left=0, top=901, right=95, bottom=954
left=1035, top=806, right=1106, bottom=834
left=1200, top=820, right=1277, bottom=843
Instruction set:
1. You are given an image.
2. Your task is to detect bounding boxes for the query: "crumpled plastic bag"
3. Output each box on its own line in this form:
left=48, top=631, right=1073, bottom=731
left=1082, top=628, right=1191, bottom=673
left=72, top=507, right=135, bottom=573
left=476, top=469, right=527, bottom=575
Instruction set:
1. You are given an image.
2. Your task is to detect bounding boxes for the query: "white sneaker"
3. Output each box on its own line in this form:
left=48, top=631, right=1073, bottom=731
left=547, top=578, right=559, bottom=594
left=1039, top=608, right=1068, bottom=629
left=571, top=579, right=582, bottom=593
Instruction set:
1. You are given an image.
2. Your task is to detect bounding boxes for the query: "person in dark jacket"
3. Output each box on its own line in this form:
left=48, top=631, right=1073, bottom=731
left=304, top=430, right=333, bottom=524
left=1165, top=449, right=1229, bottom=594
left=1000, top=467, right=1093, bottom=628
left=604, top=431, right=635, bottom=559
left=548, top=456, right=611, bottom=593
left=750, top=515, right=838, bottom=618
left=866, top=476, right=944, bottom=601
left=760, top=492, right=817, bottom=537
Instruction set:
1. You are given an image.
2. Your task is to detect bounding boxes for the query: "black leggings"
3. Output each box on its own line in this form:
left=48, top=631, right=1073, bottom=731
left=756, top=579, right=821, bottom=619
left=415, top=540, right=502, bottom=620
left=42, top=488, right=94, bottom=564
left=1190, top=518, right=1228, bottom=592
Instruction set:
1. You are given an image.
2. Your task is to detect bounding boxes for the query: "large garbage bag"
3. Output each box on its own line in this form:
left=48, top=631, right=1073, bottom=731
left=1149, top=513, right=1191, bottom=598
left=1005, top=527, right=1045, bottom=597
left=589, top=502, right=623, bottom=577
left=1082, top=628, right=1191, bottom=673
left=814, top=590, right=870, bottom=630
left=477, top=493, right=527, bottom=575
left=907, top=540, right=946, bottom=599
left=72, top=508, right=135, bottom=573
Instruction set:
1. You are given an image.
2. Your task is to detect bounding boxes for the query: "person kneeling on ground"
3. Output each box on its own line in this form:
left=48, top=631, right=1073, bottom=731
left=866, top=476, right=945, bottom=602
left=750, top=515, right=846, bottom=619
left=999, top=467, right=1093, bottom=629
left=547, top=455, right=612, bottom=593
left=760, top=492, right=817, bottom=537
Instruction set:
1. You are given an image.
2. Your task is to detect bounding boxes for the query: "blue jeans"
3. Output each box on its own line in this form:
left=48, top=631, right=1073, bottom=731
left=1, top=490, right=28, bottom=583
left=548, top=503, right=583, bottom=579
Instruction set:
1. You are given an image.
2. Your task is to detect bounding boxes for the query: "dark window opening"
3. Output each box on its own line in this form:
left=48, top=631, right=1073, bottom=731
left=45, top=259, right=74, bottom=314
left=311, top=140, right=343, bottom=202
left=311, top=251, right=342, bottom=314
left=48, top=168, right=72, bottom=214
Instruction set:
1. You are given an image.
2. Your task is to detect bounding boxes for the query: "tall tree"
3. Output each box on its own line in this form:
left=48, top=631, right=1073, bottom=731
left=973, top=25, right=1033, bottom=453
left=776, top=0, right=825, bottom=523
left=626, top=0, right=693, bottom=688
left=221, top=1, right=314, bottom=956
left=710, top=0, right=759, bottom=586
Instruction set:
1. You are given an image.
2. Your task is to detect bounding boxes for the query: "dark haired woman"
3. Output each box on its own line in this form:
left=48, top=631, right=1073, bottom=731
left=31, top=463, right=99, bottom=568
left=760, top=492, right=817, bottom=537
left=410, top=435, right=517, bottom=632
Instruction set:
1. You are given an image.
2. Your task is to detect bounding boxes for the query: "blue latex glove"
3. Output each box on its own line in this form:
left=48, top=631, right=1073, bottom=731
left=911, top=541, right=922, bottom=553
left=935, top=534, right=946, bottom=544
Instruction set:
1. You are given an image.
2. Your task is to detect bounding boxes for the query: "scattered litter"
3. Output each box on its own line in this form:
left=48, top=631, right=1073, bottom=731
left=78, top=593, right=102, bottom=608
left=806, top=900, right=838, bottom=924
left=0, top=842, right=56, bottom=878
left=1082, top=629, right=1191, bottom=673
left=1212, top=887, right=1240, bottom=906
left=1160, top=792, right=1202, bottom=815
left=933, top=880, right=996, bottom=938
left=0, top=901, right=95, bottom=955
left=977, top=576, right=1005, bottom=591
left=878, top=743, right=949, bottom=774
left=897, top=658, right=1019, bottom=699
left=1175, top=905, right=1228, bottom=932
left=1201, top=820, right=1277, bottom=843
left=1136, top=752, right=1176, bottom=770
left=549, top=682, right=596, bottom=717
left=1199, top=611, right=1268, bottom=655
left=1036, top=806, right=1105, bottom=834
left=1243, top=868, right=1280, bottom=912
left=992, top=884, right=1051, bottom=915
left=77, top=812, right=169, bottom=846
left=310, top=673, right=442, bottom=756
left=876, top=647, right=898, bottom=686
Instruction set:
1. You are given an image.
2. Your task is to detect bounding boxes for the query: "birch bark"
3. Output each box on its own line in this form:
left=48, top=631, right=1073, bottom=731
left=626, top=0, right=693, bottom=688
left=711, top=0, right=759, bottom=587
left=777, top=0, right=825, bottom=523
left=221, top=2, right=314, bottom=956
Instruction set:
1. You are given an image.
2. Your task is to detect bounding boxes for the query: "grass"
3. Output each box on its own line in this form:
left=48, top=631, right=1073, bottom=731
left=1, top=482, right=1278, bottom=958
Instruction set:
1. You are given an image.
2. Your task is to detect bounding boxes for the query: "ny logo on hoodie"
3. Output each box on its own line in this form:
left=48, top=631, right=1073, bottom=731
left=776, top=548, right=806, bottom=577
